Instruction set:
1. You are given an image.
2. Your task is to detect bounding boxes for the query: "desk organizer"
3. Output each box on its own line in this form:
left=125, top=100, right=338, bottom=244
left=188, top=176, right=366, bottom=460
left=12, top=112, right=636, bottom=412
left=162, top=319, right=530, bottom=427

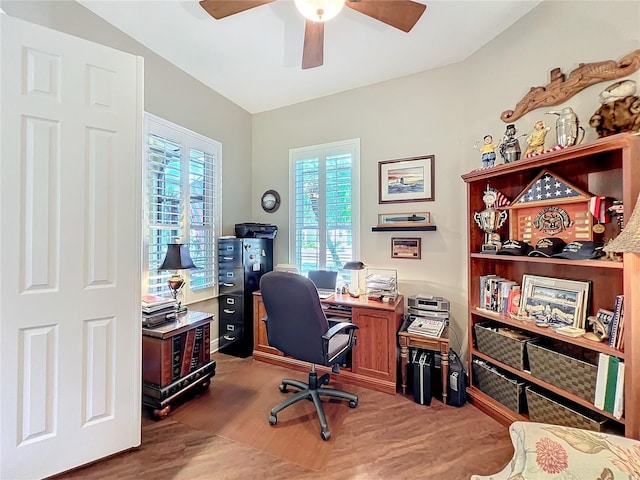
left=527, top=342, right=597, bottom=402
left=474, top=322, right=537, bottom=370
left=526, top=386, right=608, bottom=432
left=473, top=358, right=526, bottom=413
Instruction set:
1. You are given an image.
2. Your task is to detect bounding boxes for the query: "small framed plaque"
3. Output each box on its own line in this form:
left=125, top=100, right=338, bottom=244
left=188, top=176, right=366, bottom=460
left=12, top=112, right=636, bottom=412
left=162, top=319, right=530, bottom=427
left=391, top=237, right=421, bottom=259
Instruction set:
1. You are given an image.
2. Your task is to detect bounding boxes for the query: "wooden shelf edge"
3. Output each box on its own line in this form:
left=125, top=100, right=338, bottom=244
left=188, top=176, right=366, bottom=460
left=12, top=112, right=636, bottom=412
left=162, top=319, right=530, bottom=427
left=371, top=225, right=437, bottom=232
left=461, top=133, right=639, bottom=183
left=470, top=309, right=625, bottom=359
left=468, top=253, right=623, bottom=269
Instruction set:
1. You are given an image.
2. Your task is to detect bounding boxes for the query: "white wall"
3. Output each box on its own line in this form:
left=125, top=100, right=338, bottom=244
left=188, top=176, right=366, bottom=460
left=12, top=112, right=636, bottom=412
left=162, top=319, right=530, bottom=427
left=252, top=0, right=640, bottom=357
left=0, top=0, right=253, bottom=239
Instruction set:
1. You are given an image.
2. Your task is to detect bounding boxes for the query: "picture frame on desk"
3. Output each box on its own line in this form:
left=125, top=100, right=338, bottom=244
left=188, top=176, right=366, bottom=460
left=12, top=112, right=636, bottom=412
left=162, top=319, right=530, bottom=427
left=518, top=275, right=590, bottom=329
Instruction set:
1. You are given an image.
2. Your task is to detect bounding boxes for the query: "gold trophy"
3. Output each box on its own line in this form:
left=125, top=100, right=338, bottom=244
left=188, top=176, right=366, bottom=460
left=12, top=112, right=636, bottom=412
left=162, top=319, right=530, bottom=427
left=473, top=186, right=508, bottom=253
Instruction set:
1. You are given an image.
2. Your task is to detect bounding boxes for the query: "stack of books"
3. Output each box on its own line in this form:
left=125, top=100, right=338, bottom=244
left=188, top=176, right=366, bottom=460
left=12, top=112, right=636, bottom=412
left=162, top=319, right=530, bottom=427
left=142, top=295, right=178, bottom=327
left=594, top=352, right=624, bottom=420
left=407, top=316, right=446, bottom=338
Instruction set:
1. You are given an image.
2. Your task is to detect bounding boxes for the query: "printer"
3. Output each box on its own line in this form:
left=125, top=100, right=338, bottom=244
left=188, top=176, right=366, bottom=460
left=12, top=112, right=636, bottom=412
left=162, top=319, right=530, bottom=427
left=234, top=222, right=278, bottom=239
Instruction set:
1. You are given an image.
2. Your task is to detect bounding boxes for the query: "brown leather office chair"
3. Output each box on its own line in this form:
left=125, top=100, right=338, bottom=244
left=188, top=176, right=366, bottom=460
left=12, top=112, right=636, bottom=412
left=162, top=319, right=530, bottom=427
left=259, top=271, right=359, bottom=441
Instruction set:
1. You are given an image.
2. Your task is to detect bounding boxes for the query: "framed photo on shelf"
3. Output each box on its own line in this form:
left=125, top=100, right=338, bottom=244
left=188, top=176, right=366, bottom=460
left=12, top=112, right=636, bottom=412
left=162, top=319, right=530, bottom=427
left=378, top=155, right=435, bottom=204
left=518, top=275, right=591, bottom=329
left=378, top=211, right=431, bottom=227
left=391, top=237, right=421, bottom=259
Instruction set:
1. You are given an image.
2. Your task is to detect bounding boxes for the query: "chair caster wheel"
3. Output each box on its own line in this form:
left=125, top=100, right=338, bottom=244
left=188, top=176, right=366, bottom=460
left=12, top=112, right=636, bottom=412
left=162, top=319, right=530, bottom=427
left=279, top=384, right=288, bottom=393
left=269, top=414, right=277, bottom=425
left=349, top=399, right=358, bottom=408
left=321, top=430, right=331, bottom=441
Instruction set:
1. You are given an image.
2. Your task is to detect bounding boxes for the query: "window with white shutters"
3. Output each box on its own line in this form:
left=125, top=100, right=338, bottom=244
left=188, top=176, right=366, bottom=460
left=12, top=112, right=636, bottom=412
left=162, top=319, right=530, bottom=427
left=289, top=139, right=360, bottom=280
left=144, top=113, right=221, bottom=304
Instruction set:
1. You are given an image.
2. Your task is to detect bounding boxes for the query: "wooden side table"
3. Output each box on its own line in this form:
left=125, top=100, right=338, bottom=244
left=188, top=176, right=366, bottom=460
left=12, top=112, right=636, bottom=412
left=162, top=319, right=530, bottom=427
left=142, top=310, right=216, bottom=419
left=398, top=324, right=450, bottom=403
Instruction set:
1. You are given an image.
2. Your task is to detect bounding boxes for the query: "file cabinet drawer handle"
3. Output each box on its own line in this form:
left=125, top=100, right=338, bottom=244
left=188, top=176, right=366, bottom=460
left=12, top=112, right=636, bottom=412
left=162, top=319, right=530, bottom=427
left=223, top=309, right=235, bottom=314
left=223, top=335, right=236, bottom=341
left=223, top=282, right=234, bottom=287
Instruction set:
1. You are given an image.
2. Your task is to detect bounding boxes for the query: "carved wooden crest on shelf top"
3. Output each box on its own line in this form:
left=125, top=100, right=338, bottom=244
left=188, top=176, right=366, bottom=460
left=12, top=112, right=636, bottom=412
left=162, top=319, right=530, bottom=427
left=501, top=49, right=640, bottom=123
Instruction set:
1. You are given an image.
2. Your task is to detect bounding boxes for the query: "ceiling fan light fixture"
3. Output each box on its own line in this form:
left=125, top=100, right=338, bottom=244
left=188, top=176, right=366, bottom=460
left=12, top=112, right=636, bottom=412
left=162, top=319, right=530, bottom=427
left=294, top=0, right=345, bottom=22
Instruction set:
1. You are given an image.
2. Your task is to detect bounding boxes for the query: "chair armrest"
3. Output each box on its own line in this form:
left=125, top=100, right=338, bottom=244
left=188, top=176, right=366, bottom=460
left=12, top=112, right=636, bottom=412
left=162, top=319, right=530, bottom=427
left=322, top=322, right=359, bottom=366
left=322, top=321, right=359, bottom=340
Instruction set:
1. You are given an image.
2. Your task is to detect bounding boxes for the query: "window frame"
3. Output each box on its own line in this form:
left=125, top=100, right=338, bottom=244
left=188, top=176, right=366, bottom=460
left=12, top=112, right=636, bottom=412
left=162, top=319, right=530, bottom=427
left=143, top=113, right=222, bottom=304
left=288, top=138, right=361, bottom=277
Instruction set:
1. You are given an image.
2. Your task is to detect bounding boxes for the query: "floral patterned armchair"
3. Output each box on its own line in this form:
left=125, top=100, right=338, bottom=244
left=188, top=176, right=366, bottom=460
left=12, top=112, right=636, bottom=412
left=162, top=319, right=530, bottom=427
left=471, top=421, right=640, bottom=479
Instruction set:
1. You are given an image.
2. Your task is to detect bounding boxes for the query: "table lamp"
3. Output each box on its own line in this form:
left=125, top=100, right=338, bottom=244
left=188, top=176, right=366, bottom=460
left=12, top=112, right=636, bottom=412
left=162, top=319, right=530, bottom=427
left=343, top=261, right=366, bottom=296
left=604, top=193, right=640, bottom=254
left=159, top=242, right=198, bottom=313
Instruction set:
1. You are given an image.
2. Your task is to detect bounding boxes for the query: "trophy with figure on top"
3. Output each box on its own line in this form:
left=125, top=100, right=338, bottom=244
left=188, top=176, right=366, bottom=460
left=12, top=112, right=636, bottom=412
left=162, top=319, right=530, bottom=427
left=474, top=185, right=508, bottom=253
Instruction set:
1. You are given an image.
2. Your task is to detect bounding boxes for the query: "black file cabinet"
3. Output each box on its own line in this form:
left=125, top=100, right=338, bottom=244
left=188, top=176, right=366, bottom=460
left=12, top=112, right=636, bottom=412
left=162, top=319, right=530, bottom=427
left=218, top=237, right=273, bottom=357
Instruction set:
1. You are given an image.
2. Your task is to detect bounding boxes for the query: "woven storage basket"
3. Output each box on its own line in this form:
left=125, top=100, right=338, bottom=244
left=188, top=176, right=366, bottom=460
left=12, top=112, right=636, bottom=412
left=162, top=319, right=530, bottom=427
left=527, top=342, right=597, bottom=402
left=474, top=322, right=536, bottom=370
left=472, top=359, right=526, bottom=413
left=526, top=387, right=607, bottom=432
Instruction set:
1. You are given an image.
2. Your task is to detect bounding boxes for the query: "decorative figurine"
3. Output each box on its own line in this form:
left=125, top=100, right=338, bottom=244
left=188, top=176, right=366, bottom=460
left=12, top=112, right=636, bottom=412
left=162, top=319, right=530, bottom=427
left=546, top=107, right=585, bottom=147
left=524, top=120, right=551, bottom=157
left=499, top=124, right=522, bottom=163
left=474, top=135, right=499, bottom=168
left=589, top=80, right=640, bottom=137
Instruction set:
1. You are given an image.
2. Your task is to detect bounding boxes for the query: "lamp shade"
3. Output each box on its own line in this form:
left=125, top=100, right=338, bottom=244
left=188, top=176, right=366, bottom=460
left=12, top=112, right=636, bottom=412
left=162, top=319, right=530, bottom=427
left=159, top=243, right=198, bottom=270
left=294, top=0, right=345, bottom=22
left=343, top=261, right=365, bottom=270
left=604, top=193, right=640, bottom=253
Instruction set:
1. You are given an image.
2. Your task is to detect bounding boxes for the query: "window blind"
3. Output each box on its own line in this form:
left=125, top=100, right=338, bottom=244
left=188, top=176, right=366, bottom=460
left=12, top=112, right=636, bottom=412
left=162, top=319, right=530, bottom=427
left=144, top=113, right=221, bottom=303
left=290, top=139, right=360, bottom=278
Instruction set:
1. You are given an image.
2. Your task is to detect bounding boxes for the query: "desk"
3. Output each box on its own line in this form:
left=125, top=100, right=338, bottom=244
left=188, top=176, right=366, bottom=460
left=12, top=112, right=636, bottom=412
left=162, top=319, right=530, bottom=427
left=142, top=310, right=216, bottom=418
left=398, top=319, right=450, bottom=403
left=253, top=292, right=404, bottom=395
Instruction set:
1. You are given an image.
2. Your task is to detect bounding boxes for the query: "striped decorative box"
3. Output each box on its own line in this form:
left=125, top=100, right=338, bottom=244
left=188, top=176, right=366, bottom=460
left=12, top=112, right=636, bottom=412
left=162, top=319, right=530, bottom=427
left=473, top=358, right=526, bottom=413
left=526, top=387, right=607, bottom=432
left=527, top=342, right=597, bottom=402
left=474, top=322, right=537, bottom=370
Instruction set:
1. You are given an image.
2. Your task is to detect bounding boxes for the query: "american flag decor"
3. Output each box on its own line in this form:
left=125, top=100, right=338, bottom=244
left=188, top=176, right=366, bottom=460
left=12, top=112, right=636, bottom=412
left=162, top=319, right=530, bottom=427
left=517, top=171, right=581, bottom=204
left=495, top=189, right=511, bottom=207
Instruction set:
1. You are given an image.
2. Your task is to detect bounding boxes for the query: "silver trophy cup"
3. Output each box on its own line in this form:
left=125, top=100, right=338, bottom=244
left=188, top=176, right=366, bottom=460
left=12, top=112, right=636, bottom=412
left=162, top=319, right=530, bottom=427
left=474, top=188, right=508, bottom=253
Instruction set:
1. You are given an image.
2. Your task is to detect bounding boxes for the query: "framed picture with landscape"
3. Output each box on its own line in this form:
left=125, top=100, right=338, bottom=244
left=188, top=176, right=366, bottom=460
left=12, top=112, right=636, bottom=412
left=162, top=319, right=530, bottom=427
left=378, top=155, right=435, bottom=204
left=518, top=275, right=591, bottom=329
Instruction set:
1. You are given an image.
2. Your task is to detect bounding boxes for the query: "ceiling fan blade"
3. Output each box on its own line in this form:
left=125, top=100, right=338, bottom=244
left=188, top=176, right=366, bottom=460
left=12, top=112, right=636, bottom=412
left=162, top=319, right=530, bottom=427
left=302, top=20, right=324, bottom=70
left=345, top=0, right=427, bottom=33
left=199, top=0, right=275, bottom=20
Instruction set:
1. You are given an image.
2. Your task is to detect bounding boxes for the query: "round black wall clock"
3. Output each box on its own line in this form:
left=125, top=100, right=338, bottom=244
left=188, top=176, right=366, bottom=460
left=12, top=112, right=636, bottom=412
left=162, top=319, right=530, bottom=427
left=261, top=190, right=281, bottom=213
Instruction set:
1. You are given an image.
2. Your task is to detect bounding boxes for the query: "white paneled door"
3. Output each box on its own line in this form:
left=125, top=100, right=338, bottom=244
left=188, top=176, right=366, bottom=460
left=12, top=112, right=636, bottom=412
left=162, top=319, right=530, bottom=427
left=0, top=14, right=143, bottom=479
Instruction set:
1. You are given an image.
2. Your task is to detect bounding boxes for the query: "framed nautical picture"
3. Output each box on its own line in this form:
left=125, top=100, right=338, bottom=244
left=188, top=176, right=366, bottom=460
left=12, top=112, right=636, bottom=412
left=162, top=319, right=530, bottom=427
left=518, top=275, right=591, bottom=329
left=378, top=155, right=435, bottom=204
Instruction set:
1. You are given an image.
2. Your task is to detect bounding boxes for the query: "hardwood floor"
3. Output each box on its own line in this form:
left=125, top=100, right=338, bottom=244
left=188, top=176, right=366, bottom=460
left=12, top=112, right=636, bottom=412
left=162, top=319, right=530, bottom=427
left=53, top=354, right=514, bottom=480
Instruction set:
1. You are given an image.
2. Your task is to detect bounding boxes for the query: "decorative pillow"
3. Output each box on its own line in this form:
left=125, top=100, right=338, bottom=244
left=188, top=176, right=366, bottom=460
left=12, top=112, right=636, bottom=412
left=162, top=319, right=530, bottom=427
left=471, top=421, right=640, bottom=480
